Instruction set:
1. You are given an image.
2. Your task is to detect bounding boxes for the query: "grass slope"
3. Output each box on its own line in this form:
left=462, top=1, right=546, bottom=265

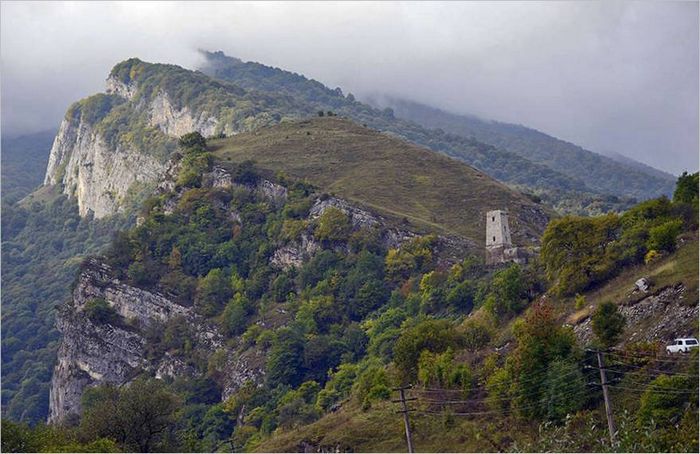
left=211, top=117, right=550, bottom=245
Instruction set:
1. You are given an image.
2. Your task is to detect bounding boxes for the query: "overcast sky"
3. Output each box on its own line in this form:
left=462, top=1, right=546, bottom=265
left=1, top=1, right=698, bottom=174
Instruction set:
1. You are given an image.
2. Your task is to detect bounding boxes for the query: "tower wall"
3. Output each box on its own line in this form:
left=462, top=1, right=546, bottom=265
left=485, top=210, right=512, bottom=248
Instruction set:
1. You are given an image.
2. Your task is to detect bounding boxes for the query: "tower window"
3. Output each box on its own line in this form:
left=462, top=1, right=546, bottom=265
left=492, top=216, right=495, bottom=222
left=493, top=236, right=496, bottom=242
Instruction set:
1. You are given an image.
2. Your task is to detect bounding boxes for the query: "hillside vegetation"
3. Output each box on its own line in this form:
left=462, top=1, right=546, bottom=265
left=3, top=127, right=695, bottom=452
left=0, top=130, right=55, bottom=203
left=211, top=117, right=550, bottom=244
left=201, top=51, right=620, bottom=214
left=379, top=97, right=676, bottom=202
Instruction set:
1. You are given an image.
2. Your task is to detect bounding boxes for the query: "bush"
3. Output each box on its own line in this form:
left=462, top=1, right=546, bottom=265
left=195, top=269, right=232, bottom=317
left=647, top=219, right=683, bottom=252
left=637, top=374, right=694, bottom=429
left=461, top=318, right=491, bottom=350
left=314, top=207, right=351, bottom=243
left=393, top=319, right=460, bottom=382
left=417, top=348, right=471, bottom=393
left=84, top=298, right=121, bottom=326
left=591, top=301, right=625, bottom=348
left=178, top=132, right=207, bottom=150
left=446, top=280, right=474, bottom=312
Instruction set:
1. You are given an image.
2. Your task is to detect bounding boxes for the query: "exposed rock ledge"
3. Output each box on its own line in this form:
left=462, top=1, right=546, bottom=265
left=573, top=283, right=699, bottom=347
left=48, top=258, right=263, bottom=424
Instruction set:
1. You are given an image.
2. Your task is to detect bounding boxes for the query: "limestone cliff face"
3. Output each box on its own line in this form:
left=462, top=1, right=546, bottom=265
left=48, top=258, right=262, bottom=424
left=44, top=116, right=165, bottom=218
left=44, top=73, right=236, bottom=219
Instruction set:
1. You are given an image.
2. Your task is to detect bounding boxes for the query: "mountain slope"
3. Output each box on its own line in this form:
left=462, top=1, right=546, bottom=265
left=199, top=52, right=602, bottom=204
left=43, top=58, right=315, bottom=218
left=211, top=117, right=550, bottom=245
left=1, top=130, right=55, bottom=204
left=376, top=97, right=676, bottom=200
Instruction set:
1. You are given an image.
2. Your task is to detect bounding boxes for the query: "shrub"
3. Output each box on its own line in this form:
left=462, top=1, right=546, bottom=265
left=314, top=207, right=351, bottom=243
left=461, top=318, right=492, bottom=351
left=637, top=374, right=694, bottom=429
left=195, top=268, right=232, bottom=317
left=646, top=219, right=683, bottom=252
left=417, top=348, right=471, bottom=393
left=591, top=301, right=625, bottom=348
left=393, top=319, right=460, bottom=382
left=446, top=280, right=475, bottom=312
left=84, top=298, right=121, bottom=326
left=178, top=131, right=207, bottom=150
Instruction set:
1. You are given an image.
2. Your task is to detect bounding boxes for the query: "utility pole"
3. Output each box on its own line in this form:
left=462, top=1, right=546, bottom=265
left=596, top=350, right=617, bottom=446
left=392, top=386, right=416, bottom=453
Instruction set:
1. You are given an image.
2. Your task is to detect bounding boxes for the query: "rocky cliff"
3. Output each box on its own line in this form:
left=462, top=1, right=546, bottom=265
left=48, top=258, right=264, bottom=423
left=43, top=58, right=300, bottom=218
left=44, top=113, right=166, bottom=218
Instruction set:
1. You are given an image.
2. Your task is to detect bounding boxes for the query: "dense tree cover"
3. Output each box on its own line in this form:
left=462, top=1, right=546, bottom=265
left=1, top=192, right=129, bottom=424
left=19, top=137, right=557, bottom=450
left=381, top=97, right=676, bottom=203
left=541, top=176, right=698, bottom=295
left=0, top=130, right=55, bottom=204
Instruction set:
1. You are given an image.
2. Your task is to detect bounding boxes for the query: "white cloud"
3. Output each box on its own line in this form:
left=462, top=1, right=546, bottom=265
left=1, top=1, right=697, bottom=173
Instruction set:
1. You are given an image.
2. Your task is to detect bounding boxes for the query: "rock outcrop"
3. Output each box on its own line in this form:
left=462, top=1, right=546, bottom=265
left=48, top=259, right=262, bottom=423
left=573, top=283, right=699, bottom=347
left=44, top=69, right=244, bottom=218
left=44, top=115, right=165, bottom=218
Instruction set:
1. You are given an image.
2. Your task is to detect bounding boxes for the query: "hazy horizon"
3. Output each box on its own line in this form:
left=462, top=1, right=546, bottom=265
left=1, top=1, right=698, bottom=174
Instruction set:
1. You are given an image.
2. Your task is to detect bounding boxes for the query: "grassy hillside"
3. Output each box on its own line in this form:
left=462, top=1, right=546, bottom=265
left=211, top=117, right=551, bottom=244
left=379, top=97, right=676, bottom=201
left=200, top=51, right=608, bottom=210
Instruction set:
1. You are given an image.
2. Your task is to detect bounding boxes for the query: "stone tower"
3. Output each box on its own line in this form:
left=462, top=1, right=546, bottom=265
left=486, top=210, right=512, bottom=248
left=485, top=210, right=527, bottom=265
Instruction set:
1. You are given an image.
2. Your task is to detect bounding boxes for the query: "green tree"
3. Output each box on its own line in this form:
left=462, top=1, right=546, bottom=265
left=591, top=301, right=625, bottom=348
left=314, top=207, right=351, bottom=243
left=673, top=171, right=699, bottom=205
left=80, top=379, right=180, bottom=452
left=195, top=268, right=232, bottom=316
left=178, top=131, right=206, bottom=150
left=393, top=319, right=460, bottom=382
left=647, top=219, right=683, bottom=252
left=637, top=374, right=694, bottom=429
left=543, top=359, right=586, bottom=421
left=511, top=302, right=579, bottom=418
left=540, top=214, right=621, bottom=296
left=267, top=327, right=305, bottom=388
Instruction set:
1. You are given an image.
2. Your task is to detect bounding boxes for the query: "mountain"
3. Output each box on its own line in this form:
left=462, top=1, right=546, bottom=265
left=1, top=130, right=55, bottom=204
left=47, top=124, right=548, bottom=424
left=604, top=150, right=677, bottom=181
left=210, top=117, right=550, bottom=244
left=373, top=97, right=676, bottom=201
left=2, top=53, right=697, bottom=452
left=199, top=52, right=617, bottom=211
left=5, top=56, right=547, bottom=425
left=44, top=134, right=699, bottom=451
left=43, top=58, right=314, bottom=217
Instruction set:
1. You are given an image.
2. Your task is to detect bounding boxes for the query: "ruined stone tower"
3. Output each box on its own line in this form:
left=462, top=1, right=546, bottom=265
left=485, top=209, right=527, bottom=265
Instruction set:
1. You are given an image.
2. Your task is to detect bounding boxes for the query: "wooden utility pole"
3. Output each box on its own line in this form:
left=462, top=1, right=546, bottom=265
left=596, top=351, right=617, bottom=446
left=392, top=386, right=416, bottom=453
